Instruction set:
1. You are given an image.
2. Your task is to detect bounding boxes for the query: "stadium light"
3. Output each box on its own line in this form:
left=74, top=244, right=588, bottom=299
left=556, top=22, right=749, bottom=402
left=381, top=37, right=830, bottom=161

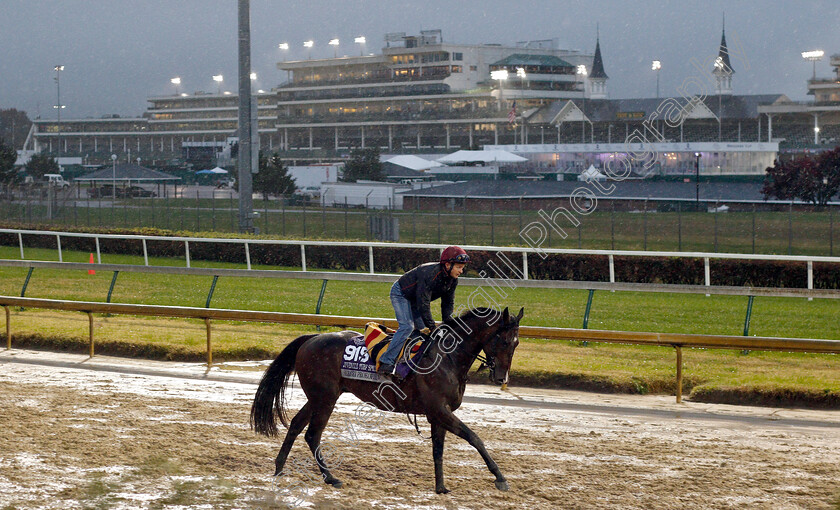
left=802, top=50, right=824, bottom=80
left=54, top=65, right=65, bottom=165
left=491, top=69, right=508, bottom=110
left=490, top=69, right=508, bottom=81
left=213, top=74, right=223, bottom=94
left=355, top=36, right=366, bottom=55
left=694, top=152, right=701, bottom=207
left=652, top=60, right=661, bottom=99
left=303, top=40, right=314, bottom=59
left=111, top=154, right=117, bottom=200
left=329, top=38, right=339, bottom=57
left=278, top=42, right=289, bottom=50
left=170, top=77, right=181, bottom=95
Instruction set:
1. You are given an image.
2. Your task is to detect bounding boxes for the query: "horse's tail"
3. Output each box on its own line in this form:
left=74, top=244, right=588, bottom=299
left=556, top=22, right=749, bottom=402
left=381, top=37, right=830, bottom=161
left=250, top=334, right=317, bottom=438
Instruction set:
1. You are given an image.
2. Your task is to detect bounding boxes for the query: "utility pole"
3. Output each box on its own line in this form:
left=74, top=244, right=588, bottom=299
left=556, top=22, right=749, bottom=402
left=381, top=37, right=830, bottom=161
left=237, top=0, right=255, bottom=232
left=54, top=65, right=65, bottom=167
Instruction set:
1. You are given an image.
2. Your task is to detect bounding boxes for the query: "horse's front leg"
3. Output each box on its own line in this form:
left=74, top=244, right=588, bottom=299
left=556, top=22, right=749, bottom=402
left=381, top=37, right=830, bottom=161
left=429, top=409, right=508, bottom=491
left=430, top=422, right=449, bottom=494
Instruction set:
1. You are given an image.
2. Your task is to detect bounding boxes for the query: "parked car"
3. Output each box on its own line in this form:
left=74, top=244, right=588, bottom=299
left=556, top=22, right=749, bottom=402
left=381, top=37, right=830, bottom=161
left=125, top=185, right=157, bottom=198
left=89, top=184, right=156, bottom=198
left=42, top=174, right=70, bottom=188
left=294, top=186, right=321, bottom=198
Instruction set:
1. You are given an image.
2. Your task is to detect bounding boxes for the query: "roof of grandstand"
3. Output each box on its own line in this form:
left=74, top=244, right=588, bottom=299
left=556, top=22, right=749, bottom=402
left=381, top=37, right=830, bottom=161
left=491, top=54, right=574, bottom=68
left=524, top=94, right=790, bottom=124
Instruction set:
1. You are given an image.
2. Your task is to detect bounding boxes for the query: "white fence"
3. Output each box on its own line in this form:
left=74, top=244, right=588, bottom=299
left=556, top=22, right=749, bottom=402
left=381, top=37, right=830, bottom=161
left=3, top=228, right=840, bottom=293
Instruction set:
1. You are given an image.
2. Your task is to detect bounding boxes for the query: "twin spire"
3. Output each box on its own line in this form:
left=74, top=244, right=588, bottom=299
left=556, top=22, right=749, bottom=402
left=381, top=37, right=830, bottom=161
left=587, top=18, right=733, bottom=99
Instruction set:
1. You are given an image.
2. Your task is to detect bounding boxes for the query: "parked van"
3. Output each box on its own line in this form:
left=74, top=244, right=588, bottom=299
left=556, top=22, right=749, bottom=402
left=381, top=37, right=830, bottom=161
left=43, top=174, right=70, bottom=188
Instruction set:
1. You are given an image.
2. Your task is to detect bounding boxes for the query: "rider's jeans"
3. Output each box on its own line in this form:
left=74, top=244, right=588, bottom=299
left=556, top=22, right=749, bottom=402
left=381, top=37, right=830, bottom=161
left=380, top=281, right=425, bottom=366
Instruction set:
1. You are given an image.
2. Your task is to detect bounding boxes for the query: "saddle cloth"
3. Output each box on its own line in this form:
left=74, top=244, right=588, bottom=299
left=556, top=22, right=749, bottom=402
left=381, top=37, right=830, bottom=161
left=339, top=322, right=429, bottom=382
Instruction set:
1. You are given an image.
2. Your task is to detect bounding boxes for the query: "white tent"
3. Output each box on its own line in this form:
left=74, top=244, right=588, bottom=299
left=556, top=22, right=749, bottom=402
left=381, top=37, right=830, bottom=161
left=578, top=165, right=607, bottom=182
left=384, top=155, right=443, bottom=171
left=437, top=150, right=527, bottom=164
left=197, top=166, right=229, bottom=174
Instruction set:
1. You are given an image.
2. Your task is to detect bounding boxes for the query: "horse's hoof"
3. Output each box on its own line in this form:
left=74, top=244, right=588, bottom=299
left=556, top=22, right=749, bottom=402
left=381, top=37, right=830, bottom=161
left=325, top=477, right=343, bottom=488
left=494, top=479, right=509, bottom=491
left=436, top=486, right=450, bottom=494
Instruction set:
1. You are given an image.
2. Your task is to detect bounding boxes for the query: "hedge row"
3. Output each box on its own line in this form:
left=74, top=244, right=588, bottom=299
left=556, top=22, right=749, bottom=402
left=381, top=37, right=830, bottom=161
left=1, top=225, right=838, bottom=289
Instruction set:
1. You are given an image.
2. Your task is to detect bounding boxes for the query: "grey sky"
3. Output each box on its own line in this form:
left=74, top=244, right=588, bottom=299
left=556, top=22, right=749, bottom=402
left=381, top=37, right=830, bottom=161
left=1, top=0, right=837, bottom=119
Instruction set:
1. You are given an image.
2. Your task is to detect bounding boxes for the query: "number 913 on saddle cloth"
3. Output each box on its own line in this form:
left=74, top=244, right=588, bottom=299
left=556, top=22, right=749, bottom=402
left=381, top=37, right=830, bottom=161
left=340, top=322, right=430, bottom=382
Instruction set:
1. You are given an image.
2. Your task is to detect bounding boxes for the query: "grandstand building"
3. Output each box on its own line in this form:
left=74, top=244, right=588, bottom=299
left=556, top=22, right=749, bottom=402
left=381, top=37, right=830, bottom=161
left=21, top=27, right=840, bottom=173
left=757, top=52, right=840, bottom=149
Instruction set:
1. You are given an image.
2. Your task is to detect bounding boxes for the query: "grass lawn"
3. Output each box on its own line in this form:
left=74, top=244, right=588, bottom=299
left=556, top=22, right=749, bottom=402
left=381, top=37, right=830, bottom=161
left=1, top=245, right=839, bottom=406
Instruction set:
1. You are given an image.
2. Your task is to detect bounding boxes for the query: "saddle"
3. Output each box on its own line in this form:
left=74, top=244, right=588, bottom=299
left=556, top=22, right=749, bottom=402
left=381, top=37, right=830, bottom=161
left=363, top=322, right=432, bottom=374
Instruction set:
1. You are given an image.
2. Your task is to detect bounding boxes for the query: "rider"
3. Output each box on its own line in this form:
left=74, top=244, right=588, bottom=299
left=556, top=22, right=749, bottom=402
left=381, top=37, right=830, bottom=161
left=377, top=246, right=470, bottom=378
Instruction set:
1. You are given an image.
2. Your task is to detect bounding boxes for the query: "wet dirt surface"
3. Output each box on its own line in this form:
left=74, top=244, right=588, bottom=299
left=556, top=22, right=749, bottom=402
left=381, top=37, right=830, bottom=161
left=1, top=349, right=839, bottom=509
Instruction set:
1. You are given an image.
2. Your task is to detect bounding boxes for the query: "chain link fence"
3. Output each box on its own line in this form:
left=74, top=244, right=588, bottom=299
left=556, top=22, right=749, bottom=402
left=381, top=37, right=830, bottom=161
left=0, top=184, right=836, bottom=256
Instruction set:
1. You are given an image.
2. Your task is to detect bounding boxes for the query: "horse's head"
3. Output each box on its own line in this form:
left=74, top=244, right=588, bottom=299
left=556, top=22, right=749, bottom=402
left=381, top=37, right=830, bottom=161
left=482, top=307, right=524, bottom=386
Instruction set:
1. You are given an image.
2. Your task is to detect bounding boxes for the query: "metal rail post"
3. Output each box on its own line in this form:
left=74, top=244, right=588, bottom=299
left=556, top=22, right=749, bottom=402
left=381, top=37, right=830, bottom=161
left=674, top=345, right=683, bottom=403
left=206, top=276, right=219, bottom=308
left=88, top=311, right=94, bottom=357
left=4, top=305, right=10, bottom=349
left=677, top=202, right=682, bottom=251
left=315, top=279, right=328, bottom=331
left=490, top=200, right=495, bottom=245
left=20, top=267, right=34, bottom=297
left=582, top=289, right=595, bottom=330
left=106, top=271, right=120, bottom=303
left=300, top=244, right=307, bottom=272
left=205, top=317, right=212, bottom=366
left=743, top=295, right=755, bottom=336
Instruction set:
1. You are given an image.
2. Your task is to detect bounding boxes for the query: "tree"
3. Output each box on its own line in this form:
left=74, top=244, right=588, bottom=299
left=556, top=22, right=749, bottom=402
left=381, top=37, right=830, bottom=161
left=254, top=151, right=296, bottom=198
left=25, top=153, right=59, bottom=181
left=0, top=139, right=17, bottom=186
left=340, top=147, right=384, bottom=182
left=0, top=109, right=32, bottom=150
left=762, top=148, right=840, bottom=206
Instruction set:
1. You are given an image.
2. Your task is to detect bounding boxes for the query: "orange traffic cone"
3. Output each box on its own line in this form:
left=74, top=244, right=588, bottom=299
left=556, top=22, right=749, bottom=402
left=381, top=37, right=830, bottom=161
left=88, top=253, right=96, bottom=275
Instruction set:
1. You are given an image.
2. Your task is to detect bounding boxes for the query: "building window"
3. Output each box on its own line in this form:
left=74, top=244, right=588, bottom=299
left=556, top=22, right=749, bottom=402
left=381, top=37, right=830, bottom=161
left=453, top=52, right=463, bottom=61
left=451, top=65, right=462, bottom=73
left=470, top=65, right=477, bottom=72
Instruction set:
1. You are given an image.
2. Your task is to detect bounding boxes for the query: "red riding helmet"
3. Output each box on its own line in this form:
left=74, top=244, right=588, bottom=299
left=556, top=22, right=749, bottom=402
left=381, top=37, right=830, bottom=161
left=440, top=246, right=470, bottom=265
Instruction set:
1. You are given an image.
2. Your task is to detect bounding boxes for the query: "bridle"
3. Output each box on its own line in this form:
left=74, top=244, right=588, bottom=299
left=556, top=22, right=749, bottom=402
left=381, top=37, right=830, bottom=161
left=475, top=328, right=508, bottom=379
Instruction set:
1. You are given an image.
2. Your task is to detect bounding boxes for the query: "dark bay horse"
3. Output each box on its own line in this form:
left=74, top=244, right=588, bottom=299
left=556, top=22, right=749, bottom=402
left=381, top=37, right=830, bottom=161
left=251, top=306, right=523, bottom=494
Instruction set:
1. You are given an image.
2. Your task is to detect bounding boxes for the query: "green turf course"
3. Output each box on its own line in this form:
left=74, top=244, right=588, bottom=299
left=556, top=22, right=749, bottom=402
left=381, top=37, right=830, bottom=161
left=1, top=244, right=838, bottom=406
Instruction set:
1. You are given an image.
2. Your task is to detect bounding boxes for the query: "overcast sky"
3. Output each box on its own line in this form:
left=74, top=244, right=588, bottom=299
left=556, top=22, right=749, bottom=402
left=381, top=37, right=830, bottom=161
left=1, top=0, right=838, bottom=119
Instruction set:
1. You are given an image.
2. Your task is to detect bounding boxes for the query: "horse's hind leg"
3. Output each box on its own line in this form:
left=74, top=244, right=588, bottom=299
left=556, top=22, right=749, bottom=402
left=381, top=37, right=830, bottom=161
left=304, top=395, right=342, bottom=488
left=274, top=402, right=312, bottom=476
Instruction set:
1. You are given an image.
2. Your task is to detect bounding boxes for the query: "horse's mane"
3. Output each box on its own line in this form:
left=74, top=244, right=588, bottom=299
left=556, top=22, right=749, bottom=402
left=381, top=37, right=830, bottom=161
left=443, top=307, right=497, bottom=326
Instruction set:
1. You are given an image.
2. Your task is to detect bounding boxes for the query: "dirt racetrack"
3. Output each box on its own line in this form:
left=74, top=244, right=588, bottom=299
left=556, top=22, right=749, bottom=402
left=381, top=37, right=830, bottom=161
left=1, top=349, right=839, bottom=509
